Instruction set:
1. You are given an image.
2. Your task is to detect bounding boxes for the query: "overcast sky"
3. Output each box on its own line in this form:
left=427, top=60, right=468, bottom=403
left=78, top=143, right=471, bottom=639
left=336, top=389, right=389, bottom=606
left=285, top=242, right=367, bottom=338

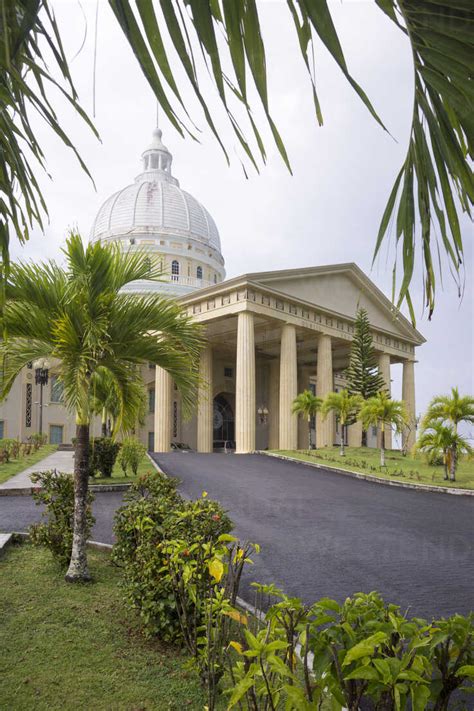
left=13, top=0, right=473, bottom=426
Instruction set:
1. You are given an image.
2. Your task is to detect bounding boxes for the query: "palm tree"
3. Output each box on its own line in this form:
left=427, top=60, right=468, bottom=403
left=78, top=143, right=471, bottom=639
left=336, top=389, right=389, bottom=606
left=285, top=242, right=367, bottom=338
left=292, top=390, right=323, bottom=451
left=321, top=390, right=363, bottom=456
left=416, top=423, right=473, bottom=482
left=0, top=233, right=202, bottom=582
left=4, top=2, right=473, bottom=320
left=422, top=388, right=474, bottom=480
left=358, top=392, right=407, bottom=467
left=90, top=367, right=147, bottom=437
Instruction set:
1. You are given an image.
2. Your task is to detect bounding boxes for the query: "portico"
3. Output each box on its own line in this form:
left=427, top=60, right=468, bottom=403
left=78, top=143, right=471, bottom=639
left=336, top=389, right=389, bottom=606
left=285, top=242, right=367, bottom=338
left=153, top=264, right=424, bottom=454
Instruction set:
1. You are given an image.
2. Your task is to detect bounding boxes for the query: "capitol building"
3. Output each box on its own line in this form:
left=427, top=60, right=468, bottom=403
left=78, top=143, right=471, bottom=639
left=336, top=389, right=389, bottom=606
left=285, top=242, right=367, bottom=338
left=0, top=125, right=424, bottom=453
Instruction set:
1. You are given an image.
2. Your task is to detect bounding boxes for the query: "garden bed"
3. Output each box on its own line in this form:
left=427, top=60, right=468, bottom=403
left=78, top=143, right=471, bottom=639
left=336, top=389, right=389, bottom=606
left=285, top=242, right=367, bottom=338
left=271, top=447, right=474, bottom=489
left=92, top=454, right=157, bottom=484
left=0, top=444, right=57, bottom=484
left=0, top=544, right=209, bottom=710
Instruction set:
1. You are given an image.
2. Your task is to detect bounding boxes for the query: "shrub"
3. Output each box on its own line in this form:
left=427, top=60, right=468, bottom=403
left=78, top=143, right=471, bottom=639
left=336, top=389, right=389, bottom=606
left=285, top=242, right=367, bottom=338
left=113, top=474, right=232, bottom=643
left=89, top=437, right=121, bottom=478
left=29, top=432, right=47, bottom=450
left=0, top=438, right=20, bottom=462
left=118, top=437, right=147, bottom=476
left=223, top=589, right=474, bottom=711
left=29, top=470, right=95, bottom=567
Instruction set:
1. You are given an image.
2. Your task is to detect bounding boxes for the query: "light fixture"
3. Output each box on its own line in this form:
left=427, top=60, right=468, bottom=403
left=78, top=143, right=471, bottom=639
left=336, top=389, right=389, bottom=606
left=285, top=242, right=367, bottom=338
left=257, top=405, right=269, bottom=424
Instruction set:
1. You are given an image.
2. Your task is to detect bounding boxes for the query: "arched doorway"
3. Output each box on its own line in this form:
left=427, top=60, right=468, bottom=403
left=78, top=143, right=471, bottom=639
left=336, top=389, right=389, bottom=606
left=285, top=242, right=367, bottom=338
left=213, top=393, right=235, bottom=447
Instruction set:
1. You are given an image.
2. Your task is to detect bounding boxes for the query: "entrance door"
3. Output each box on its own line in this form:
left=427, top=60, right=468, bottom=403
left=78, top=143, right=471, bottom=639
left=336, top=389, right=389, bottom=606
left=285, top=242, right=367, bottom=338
left=213, top=394, right=235, bottom=448
left=49, top=425, right=64, bottom=445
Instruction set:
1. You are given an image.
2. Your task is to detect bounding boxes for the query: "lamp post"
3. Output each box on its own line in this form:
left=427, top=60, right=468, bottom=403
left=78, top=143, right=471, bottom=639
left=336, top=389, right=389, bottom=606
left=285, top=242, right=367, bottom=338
left=33, top=358, right=50, bottom=436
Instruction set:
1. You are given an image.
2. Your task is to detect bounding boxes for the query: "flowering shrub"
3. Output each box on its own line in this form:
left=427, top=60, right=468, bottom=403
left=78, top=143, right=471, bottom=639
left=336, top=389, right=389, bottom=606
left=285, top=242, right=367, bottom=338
left=112, top=473, right=232, bottom=642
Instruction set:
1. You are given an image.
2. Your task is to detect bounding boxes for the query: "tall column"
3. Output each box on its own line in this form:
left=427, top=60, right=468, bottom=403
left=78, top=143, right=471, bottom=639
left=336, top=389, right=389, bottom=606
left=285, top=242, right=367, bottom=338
left=235, top=312, right=256, bottom=453
left=268, top=359, right=280, bottom=450
left=297, top=367, right=308, bottom=449
left=279, top=323, right=298, bottom=450
left=197, top=345, right=213, bottom=453
left=347, top=420, right=362, bottom=448
left=154, top=365, right=172, bottom=452
left=402, top=360, right=416, bottom=452
left=378, top=352, right=392, bottom=450
left=316, top=333, right=333, bottom=447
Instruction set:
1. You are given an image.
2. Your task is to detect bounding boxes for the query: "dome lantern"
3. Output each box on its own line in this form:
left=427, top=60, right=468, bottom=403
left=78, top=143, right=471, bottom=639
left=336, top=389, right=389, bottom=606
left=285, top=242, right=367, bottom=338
left=139, top=127, right=178, bottom=185
left=90, top=121, right=225, bottom=296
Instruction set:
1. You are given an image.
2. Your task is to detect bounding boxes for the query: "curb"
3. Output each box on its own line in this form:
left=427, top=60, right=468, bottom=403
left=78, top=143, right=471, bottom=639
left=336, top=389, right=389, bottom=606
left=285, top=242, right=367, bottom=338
left=259, top=451, right=474, bottom=497
left=0, top=482, right=132, bottom=497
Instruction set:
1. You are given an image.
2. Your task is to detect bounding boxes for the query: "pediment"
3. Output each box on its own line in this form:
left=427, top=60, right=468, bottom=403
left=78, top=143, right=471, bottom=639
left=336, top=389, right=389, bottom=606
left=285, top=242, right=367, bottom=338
left=250, top=264, right=424, bottom=344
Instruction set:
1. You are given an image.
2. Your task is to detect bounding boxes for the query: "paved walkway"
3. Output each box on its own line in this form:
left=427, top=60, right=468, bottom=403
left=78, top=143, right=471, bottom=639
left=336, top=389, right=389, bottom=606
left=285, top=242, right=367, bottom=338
left=0, top=450, right=74, bottom=490
left=152, top=453, right=474, bottom=619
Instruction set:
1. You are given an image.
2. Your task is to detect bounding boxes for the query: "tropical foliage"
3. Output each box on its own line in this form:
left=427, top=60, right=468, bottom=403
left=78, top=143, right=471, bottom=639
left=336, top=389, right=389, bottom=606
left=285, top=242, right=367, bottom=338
left=0, top=233, right=202, bottom=581
left=359, top=391, right=407, bottom=466
left=416, top=422, right=472, bottom=482
left=3, top=2, right=473, bottom=318
left=90, top=367, right=147, bottom=437
left=322, top=389, right=362, bottom=456
left=0, top=0, right=97, bottom=279
left=292, top=389, right=322, bottom=450
left=418, top=388, right=474, bottom=481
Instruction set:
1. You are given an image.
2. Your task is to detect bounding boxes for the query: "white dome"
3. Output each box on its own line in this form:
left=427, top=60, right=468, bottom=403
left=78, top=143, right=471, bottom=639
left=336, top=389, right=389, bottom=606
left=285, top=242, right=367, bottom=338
left=89, top=126, right=225, bottom=296
left=91, top=174, right=221, bottom=251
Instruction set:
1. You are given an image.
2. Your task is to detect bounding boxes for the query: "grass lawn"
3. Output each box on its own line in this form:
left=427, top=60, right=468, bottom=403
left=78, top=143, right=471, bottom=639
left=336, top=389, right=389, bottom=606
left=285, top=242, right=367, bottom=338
left=93, top=454, right=157, bottom=485
left=0, top=444, right=57, bottom=484
left=0, top=544, right=209, bottom=710
left=273, top=447, right=474, bottom=489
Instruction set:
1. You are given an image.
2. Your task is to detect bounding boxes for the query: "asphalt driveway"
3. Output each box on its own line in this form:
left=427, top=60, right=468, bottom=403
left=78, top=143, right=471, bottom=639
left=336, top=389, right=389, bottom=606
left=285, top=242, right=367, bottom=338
left=152, top=452, right=474, bottom=619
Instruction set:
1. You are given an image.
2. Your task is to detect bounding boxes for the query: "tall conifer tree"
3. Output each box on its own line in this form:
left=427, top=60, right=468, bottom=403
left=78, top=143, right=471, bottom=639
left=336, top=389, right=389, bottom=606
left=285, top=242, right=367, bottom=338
left=346, top=308, right=386, bottom=444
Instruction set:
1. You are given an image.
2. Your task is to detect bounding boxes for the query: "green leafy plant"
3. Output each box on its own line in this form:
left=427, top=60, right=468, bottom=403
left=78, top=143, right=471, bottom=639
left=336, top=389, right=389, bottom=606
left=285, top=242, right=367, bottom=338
left=112, top=474, right=232, bottom=645
left=89, top=437, right=121, bottom=478
left=223, top=588, right=474, bottom=711
left=163, top=534, right=257, bottom=709
left=29, top=470, right=95, bottom=568
left=118, top=437, right=146, bottom=477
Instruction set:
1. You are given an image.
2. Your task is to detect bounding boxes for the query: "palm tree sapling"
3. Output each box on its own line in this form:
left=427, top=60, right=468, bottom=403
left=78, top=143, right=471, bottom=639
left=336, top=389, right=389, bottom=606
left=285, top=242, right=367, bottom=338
left=291, top=390, right=322, bottom=451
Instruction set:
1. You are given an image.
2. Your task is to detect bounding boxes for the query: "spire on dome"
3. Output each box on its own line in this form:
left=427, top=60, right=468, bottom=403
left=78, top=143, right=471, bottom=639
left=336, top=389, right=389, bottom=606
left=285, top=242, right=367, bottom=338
left=137, top=115, right=178, bottom=185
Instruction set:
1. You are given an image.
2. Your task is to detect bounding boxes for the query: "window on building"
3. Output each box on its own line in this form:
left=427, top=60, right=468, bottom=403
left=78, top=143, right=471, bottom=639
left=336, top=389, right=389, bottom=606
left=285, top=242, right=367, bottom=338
left=50, top=425, right=64, bottom=445
left=148, top=388, right=155, bottom=414
left=50, top=375, right=64, bottom=403
left=372, top=425, right=378, bottom=437
left=197, top=266, right=203, bottom=279
left=171, top=260, right=180, bottom=280
left=214, top=273, right=217, bottom=284
left=0, top=420, right=4, bottom=439
left=148, top=432, right=154, bottom=452
left=224, top=367, right=233, bottom=378
left=25, top=383, right=32, bottom=428
left=173, top=401, right=178, bottom=438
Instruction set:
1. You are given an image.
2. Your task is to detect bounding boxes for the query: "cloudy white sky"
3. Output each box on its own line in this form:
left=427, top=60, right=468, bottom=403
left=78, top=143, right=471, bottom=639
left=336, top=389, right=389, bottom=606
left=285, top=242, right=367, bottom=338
left=13, top=0, right=473, bottom=425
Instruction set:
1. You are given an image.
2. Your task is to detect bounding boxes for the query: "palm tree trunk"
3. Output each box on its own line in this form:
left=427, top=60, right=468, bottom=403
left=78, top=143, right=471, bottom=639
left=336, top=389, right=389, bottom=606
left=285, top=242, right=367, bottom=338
left=308, top=416, right=312, bottom=452
left=380, top=427, right=385, bottom=467
left=101, top=407, right=107, bottom=437
left=65, top=422, right=91, bottom=582
left=449, top=444, right=457, bottom=482
left=340, top=422, right=345, bottom=456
